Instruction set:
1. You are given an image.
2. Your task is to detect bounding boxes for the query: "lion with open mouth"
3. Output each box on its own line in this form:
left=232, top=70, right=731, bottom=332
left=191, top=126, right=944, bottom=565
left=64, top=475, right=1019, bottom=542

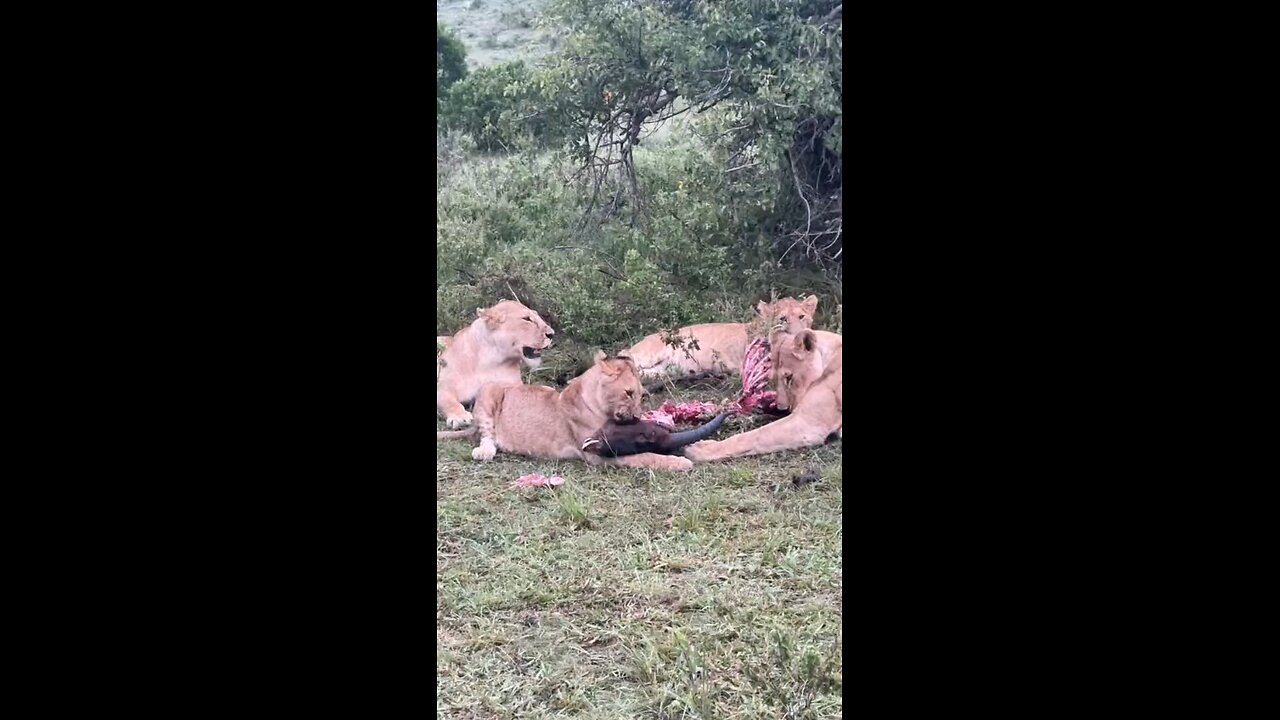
left=436, top=300, right=555, bottom=429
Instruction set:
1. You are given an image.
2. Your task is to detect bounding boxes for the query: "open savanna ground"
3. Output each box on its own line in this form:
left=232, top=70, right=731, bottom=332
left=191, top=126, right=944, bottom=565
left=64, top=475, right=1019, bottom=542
left=436, top=380, right=843, bottom=719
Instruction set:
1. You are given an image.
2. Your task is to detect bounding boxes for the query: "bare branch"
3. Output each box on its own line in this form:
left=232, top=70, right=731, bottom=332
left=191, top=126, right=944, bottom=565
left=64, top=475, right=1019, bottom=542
left=781, top=149, right=813, bottom=261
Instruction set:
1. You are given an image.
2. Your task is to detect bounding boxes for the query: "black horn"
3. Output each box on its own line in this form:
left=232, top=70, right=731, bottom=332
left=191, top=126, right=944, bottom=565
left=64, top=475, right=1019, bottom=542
left=665, top=412, right=729, bottom=449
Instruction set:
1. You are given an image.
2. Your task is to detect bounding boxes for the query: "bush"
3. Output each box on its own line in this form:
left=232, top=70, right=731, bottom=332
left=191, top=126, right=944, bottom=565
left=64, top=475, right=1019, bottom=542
left=435, top=134, right=841, bottom=362
left=538, top=0, right=844, bottom=272
left=440, top=61, right=558, bottom=152
left=437, top=23, right=468, bottom=103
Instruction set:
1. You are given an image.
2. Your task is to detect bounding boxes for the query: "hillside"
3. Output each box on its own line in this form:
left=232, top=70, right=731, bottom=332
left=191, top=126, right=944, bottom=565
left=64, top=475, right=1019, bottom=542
left=436, top=0, right=553, bottom=69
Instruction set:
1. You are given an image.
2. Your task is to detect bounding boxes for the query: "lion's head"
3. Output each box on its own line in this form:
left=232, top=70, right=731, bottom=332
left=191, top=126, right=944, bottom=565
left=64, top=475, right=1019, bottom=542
left=770, top=329, right=824, bottom=412
left=757, top=295, right=818, bottom=335
left=583, top=350, right=645, bottom=423
left=475, top=300, right=555, bottom=368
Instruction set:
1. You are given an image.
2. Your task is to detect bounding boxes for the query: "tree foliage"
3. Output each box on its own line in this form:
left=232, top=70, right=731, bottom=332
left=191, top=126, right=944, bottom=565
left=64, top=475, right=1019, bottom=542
left=540, top=0, right=843, bottom=270
left=441, top=61, right=553, bottom=151
left=436, top=1, right=843, bottom=369
left=436, top=22, right=469, bottom=102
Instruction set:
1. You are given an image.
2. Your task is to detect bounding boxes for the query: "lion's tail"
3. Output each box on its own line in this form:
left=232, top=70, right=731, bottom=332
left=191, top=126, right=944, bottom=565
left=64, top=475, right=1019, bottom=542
left=436, top=428, right=478, bottom=440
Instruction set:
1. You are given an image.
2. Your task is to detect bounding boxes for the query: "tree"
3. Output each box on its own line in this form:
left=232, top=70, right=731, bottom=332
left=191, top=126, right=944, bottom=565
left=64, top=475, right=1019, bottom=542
left=437, top=23, right=469, bottom=104
left=540, top=0, right=843, bottom=270
left=441, top=61, right=546, bottom=151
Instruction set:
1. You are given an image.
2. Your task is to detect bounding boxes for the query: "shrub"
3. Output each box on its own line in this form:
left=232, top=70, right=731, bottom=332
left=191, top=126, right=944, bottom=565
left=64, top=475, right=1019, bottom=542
left=440, top=61, right=556, bottom=152
left=435, top=132, right=841, bottom=361
left=436, top=23, right=468, bottom=104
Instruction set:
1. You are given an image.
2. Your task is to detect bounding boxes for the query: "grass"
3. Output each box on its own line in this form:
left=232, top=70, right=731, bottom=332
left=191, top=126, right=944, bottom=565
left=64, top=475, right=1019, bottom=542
left=436, top=379, right=843, bottom=718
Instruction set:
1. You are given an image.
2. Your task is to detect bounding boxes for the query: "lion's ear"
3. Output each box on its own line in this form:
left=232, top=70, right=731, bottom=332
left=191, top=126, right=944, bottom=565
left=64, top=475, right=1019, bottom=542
left=477, top=307, right=500, bottom=328
left=592, top=350, right=607, bottom=364
left=597, top=352, right=626, bottom=378
left=802, top=295, right=818, bottom=313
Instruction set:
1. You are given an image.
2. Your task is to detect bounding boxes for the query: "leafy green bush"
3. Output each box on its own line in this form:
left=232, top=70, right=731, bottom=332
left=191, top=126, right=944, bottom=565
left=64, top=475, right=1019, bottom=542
left=539, top=0, right=843, bottom=272
left=436, top=23, right=468, bottom=103
left=440, top=61, right=560, bottom=151
left=436, top=132, right=841, bottom=361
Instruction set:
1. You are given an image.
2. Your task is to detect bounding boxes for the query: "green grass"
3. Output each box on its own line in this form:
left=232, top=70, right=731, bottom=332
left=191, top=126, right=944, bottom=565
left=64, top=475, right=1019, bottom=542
left=436, top=380, right=843, bottom=718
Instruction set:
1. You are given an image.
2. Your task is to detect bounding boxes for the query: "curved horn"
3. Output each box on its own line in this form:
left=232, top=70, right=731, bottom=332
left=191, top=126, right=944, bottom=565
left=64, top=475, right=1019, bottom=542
left=665, top=412, right=729, bottom=449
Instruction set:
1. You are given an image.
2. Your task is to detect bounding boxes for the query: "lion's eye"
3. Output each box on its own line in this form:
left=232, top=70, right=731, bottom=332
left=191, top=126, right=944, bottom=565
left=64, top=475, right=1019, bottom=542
left=524, top=316, right=534, bottom=323
left=799, top=314, right=806, bottom=319
left=625, top=390, right=635, bottom=397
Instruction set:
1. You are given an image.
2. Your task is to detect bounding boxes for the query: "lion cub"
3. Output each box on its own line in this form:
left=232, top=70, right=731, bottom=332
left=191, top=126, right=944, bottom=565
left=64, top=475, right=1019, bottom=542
left=622, top=296, right=818, bottom=379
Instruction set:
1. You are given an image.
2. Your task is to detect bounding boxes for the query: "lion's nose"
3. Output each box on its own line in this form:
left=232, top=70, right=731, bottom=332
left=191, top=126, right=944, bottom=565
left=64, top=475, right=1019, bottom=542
left=545, top=329, right=554, bottom=337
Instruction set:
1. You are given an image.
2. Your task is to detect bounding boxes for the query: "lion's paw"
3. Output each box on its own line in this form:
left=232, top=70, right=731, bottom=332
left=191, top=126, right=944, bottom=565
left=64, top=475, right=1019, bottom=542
left=652, top=455, right=693, bottom=471
left=681, top=440, right=718, bottom=462
left=471, top=440, right=496, bottom=461
left=446, top=411, right=474, bottom=429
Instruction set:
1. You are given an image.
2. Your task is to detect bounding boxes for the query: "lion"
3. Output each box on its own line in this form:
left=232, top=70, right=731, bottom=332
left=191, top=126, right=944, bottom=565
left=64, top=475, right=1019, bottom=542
left=436, top=300, right=555, bottom=429
left=435, top=351, right=694, bottom=472
left=622, top=296, right=819, bottom=379
left=682, top=328, right=842, bottom=462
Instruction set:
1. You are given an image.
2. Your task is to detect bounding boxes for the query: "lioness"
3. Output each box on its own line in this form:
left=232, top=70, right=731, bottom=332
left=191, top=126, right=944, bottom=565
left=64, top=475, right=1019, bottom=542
left=682, top=329, right=842, bottom=461
left=623, top=296, right=818, bottom=379
left=436, top=352, right=694, bottom=472
left=436, top=300, right=555, bottom=429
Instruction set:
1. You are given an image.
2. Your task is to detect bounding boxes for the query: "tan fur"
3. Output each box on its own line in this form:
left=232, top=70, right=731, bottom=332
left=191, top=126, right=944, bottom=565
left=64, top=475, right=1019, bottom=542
left=622, top=296, right=819, bottom=379
left=682, top=329, right=841, bottom=462
left=436, top=300, right=555, bottom=429
left=436, top=352, right=693, bottom=472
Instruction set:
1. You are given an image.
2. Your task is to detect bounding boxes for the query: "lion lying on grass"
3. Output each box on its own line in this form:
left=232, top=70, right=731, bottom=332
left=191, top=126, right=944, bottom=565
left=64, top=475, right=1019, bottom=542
left=683, top=329, right=842, bottom=462
left=436, top=300, right=555, bottom=429
left=622, top=296, right=818, bottom=379
left=436, top=351, right=694, bottom=472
